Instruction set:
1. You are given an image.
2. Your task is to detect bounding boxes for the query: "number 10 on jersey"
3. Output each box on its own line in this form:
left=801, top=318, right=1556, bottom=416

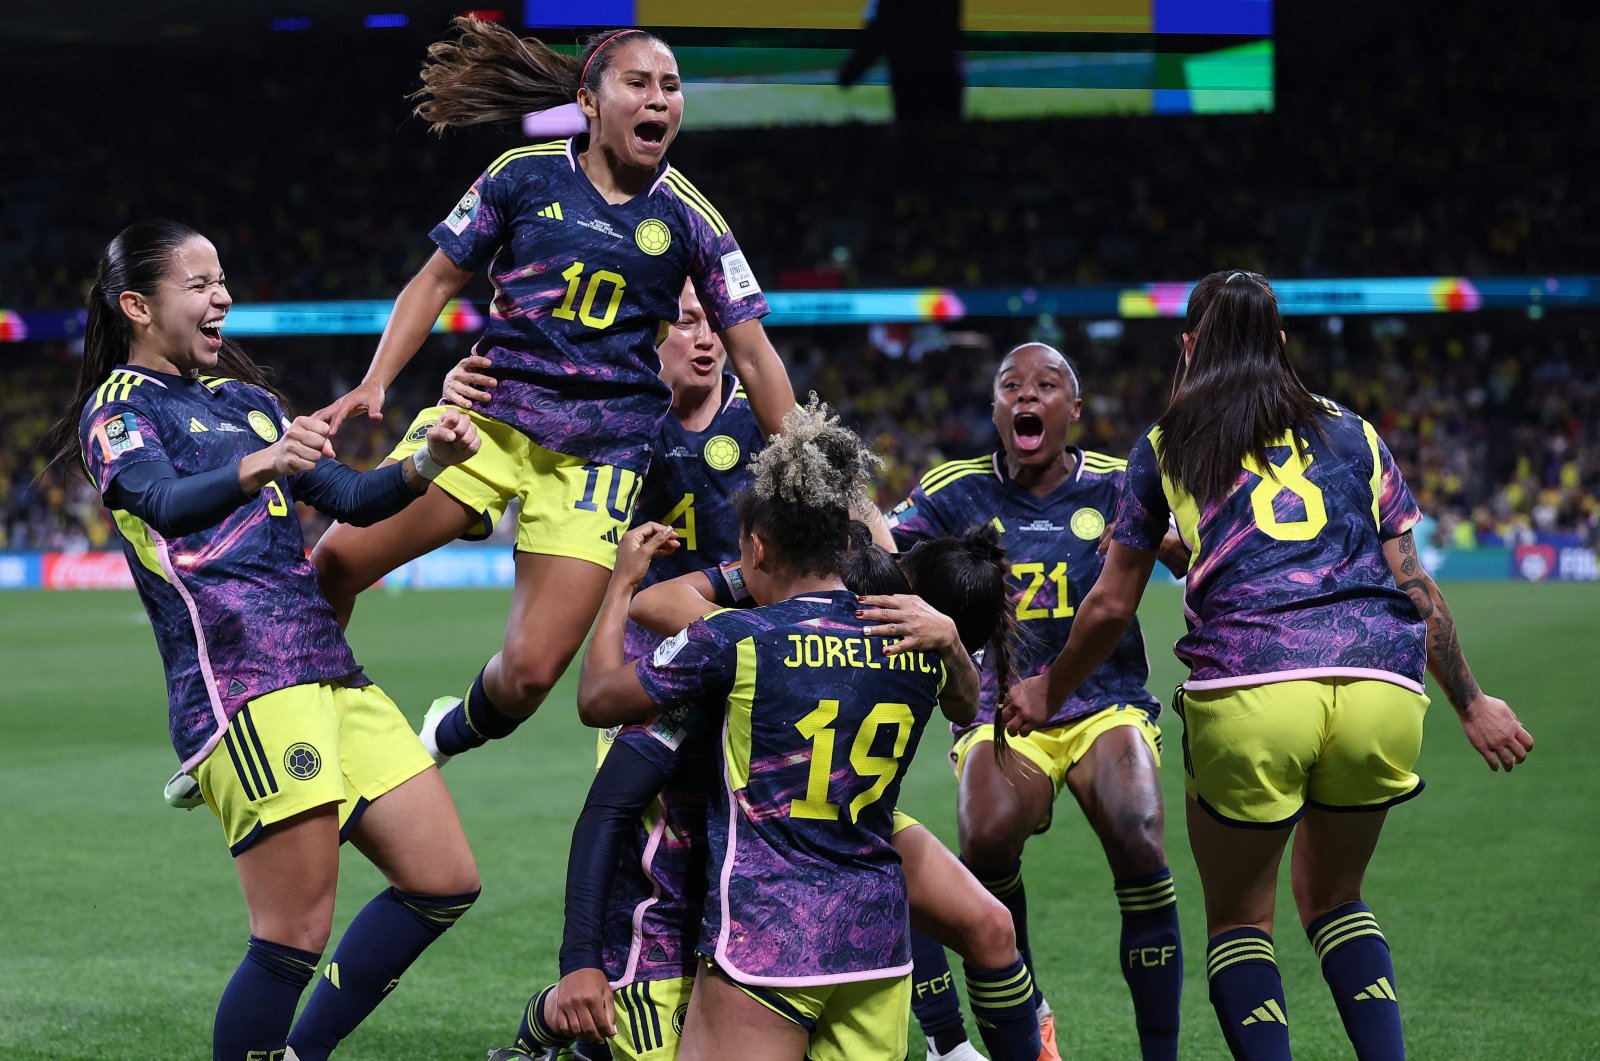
left=553, top=261, right=627, bottom=330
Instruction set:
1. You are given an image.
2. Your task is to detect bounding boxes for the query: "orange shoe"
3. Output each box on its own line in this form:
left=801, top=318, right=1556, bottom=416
left=1036, top=1000, right=1062, bottom=1061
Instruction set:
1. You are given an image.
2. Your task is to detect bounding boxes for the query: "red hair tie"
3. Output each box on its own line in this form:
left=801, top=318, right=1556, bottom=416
left=580, top=29, right=638, bottom=90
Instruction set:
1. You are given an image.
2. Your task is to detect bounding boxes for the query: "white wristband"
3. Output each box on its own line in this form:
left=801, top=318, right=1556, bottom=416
left=411, top=447, right=446, bottom=482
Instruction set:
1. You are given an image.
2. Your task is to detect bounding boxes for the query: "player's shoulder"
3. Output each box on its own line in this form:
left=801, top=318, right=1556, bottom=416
left=654, top=164, right=730, bottom=236
left=480, top=140, right=576, bottom=184
left=916, top=454, right=995, bottom=499
left=1077, top=447, right=1128, bottom=481
left=81, top=367, right=165, bottom=424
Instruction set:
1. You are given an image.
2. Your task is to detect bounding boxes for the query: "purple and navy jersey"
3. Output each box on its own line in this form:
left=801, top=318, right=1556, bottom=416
left=598, top=720, right=715, bottom=987
left=888, top=449, right=1159, bottom=731
left=431, top=138, right=770, bottom=473
left=636, top=591, right=946, bottom=986
left=1113, top=397, right=1425, bottom=691
left=79, top=367, right=366, bottom=770
left=622, top=374, right=764, bottom=659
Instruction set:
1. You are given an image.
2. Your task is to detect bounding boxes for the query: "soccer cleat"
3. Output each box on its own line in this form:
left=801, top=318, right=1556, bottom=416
left=486, top=1049, right=552, bottom=1061
left=927, top=1038, right=989, bottom=1060
left=420, top=696, right=460, bottom=767
left=163, top=769, right=203, bottom=810
left=1036, top=998, right=1062, bottom=1061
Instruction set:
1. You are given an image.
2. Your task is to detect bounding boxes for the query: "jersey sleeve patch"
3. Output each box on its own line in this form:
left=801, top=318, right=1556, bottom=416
left=93, top=412, right=146, bottom=460
left=719, top=251, right=762, bottom=301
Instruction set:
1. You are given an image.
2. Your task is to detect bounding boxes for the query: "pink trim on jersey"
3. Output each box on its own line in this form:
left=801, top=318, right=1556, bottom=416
left=564, top=136, right=577, bottom=171
left=712, top=714, right=915, bottom=988
left=1183, top=667, right=1425, bottom=695
left=158, top=534, right=231, bottom=773
left=611, top=806, right=669, bottom=990
left=650, top=163, right=673, bottom=198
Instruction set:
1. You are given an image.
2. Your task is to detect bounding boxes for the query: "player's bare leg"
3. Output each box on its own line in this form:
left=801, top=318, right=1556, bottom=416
left=1185, top=799, right=1294, bottom=1060
left=1066, top=725, right=1181, bottom=1060
left=1290, top=808, right=1404, bottom=1060
left=679, top=964, right=809, bottom=1061
left=287, top=771, right=481, bottom=1059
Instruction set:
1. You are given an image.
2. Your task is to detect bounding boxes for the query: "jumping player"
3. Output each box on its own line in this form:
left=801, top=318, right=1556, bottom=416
left=312, top=17, right=794, bottom=766
left=44, top=221, right=484, bottom=1061
left=1004, top=271, right=1534, bottom=1060
left=888, top=343, right=1189, bottom=1061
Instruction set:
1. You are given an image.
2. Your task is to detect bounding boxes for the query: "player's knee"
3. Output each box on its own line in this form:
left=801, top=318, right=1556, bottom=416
left=1106, top=804, right=1166, bottom=875
left=958, top=816, right=1029, bottom=871
left=257, top=910, right=335, bottom=955
left=958, top=894, right=1018, bottom=968
left=497, top=655, right=564, bottom=712
left=1291, top=873, right=1362, bottom=926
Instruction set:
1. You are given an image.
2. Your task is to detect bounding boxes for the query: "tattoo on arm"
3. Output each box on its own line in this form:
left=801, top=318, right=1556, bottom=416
left=939, top=646, right=981, bottom=717
left=1394, top=533, right=1480, bottom=712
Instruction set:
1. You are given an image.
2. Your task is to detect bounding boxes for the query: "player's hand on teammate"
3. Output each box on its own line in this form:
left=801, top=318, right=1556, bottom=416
left=323, top=377, right=387, bottom=433
left=423, top=407, right=481, bottom=468
left=273, top=414, right=338, bottom=473
left=1000, top=674, right=1052, bottom=737
left=551, top=967, right=616, bottom=1043
left=1458, top=693, right=1534, bottom=772
left=857, top=594, right=961, bottom=655
left=614, top=523, right=681, bottom=589
left=440, top=354, right=498, bottom=408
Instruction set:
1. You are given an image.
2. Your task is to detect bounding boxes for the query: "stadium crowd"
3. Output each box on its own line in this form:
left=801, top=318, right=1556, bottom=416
left=7, top=313, right=1597, bottom=554
left=4, top=3, right=1596, bottom=554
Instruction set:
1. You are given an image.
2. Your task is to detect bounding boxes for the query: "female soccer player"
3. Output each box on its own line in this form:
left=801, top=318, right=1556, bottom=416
left=43, top=220, right=484, bottom=1061
left=503, top=521, right=1038, bottom=1061
left=556, top=405, right=1011, bottom=1061
left=888, top=342, right=1189, bottom=1061
left=312, top=16, right=794, bottom=764
left=1003, top=271, right=1534, bottom=1061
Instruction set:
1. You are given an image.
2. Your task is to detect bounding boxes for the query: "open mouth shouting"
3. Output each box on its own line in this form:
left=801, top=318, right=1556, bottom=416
left=1012, top=411, right=1047, bottom=454
left=634, top=119, right=669, bottom=152
left=200, top=315, right=226, bottom=350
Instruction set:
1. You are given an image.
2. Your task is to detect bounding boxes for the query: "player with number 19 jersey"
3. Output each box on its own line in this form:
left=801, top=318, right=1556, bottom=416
left=635, top=592, right=946, bottom=985
left=432, top=137, right=769, bottom=474
left=888, top=449, right=1159, bottom=733
left=1113, top=397, right=1425, bottom=691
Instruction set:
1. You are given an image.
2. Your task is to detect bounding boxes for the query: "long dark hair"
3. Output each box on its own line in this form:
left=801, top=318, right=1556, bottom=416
left=1155, top=270, right=1330, bottom=507
left=898, top=523, right=1019, bottom=761
left=412, top=17, right=668, bottom=133
left=841, top=521, right=913, bottom=596
left=736, top=399, right=882, bottom=578
left=43, top=219, right=282, bottom=479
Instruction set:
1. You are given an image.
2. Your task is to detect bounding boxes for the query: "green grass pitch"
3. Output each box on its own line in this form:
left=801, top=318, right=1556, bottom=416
left=2, top=582, right=1595, bottom=1059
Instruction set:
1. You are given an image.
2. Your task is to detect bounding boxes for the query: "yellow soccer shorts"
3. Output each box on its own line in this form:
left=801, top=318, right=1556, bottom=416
left=390, top=405, right=639, bottom=570
left=1175, top=678, right=1429, bottom=827
left=720, top=962, right=911, bottom=1061
left=953, top=704, right=1163, bottom=832
left=609, top=976, right=694, bottom=1061
left=194, top=681, right=435, bottom=856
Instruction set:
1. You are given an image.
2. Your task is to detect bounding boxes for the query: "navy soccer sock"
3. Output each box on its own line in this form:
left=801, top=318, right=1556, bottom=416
left=964, top=956, right=1043, bottom=1061
left=909, top=929, right=969, bottom=1054
left=1116, top=867, right=1183, bottom=1060
left=514, top=984, right=574, bottom=1053
left=288, top=887, right=479, bottom=1060
left=1206, top=927, right=1291, bottom=1061
left=1308, top=902, right=1405, bottom=1060
left=436, top=664, right=525, bottom=756
left=966, top=857, right=1043, bottom=1010
left=213, top=936, right=319, bottom=1061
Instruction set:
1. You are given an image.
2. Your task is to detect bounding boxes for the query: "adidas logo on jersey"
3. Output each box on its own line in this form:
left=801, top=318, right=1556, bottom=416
left=189, top=418, right=209, bottom=433
left=647, top=943, right=669, bottom=963
left=600, top=527, right=621, bottom=544
left=1354, top=977, right=1398, bottom=1002
left=537, top=202, right=564, bottom=220
left=1240, top=999, right=1288, bottom=1026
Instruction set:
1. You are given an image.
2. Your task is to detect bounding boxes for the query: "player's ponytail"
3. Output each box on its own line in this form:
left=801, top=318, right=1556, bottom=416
left=898, top=522, right=1020, bottom=761
left=413, top=17, right=666, bottom=134
left=44, top=220, right=284, bottom=480
left=1157, top=270, right=1330, bottom=507
left=737, top=396, right=883, bottom=577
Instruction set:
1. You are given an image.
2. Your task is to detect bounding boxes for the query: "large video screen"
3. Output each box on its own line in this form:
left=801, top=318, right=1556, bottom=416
left=524, top=0, right=1273, bottom=127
